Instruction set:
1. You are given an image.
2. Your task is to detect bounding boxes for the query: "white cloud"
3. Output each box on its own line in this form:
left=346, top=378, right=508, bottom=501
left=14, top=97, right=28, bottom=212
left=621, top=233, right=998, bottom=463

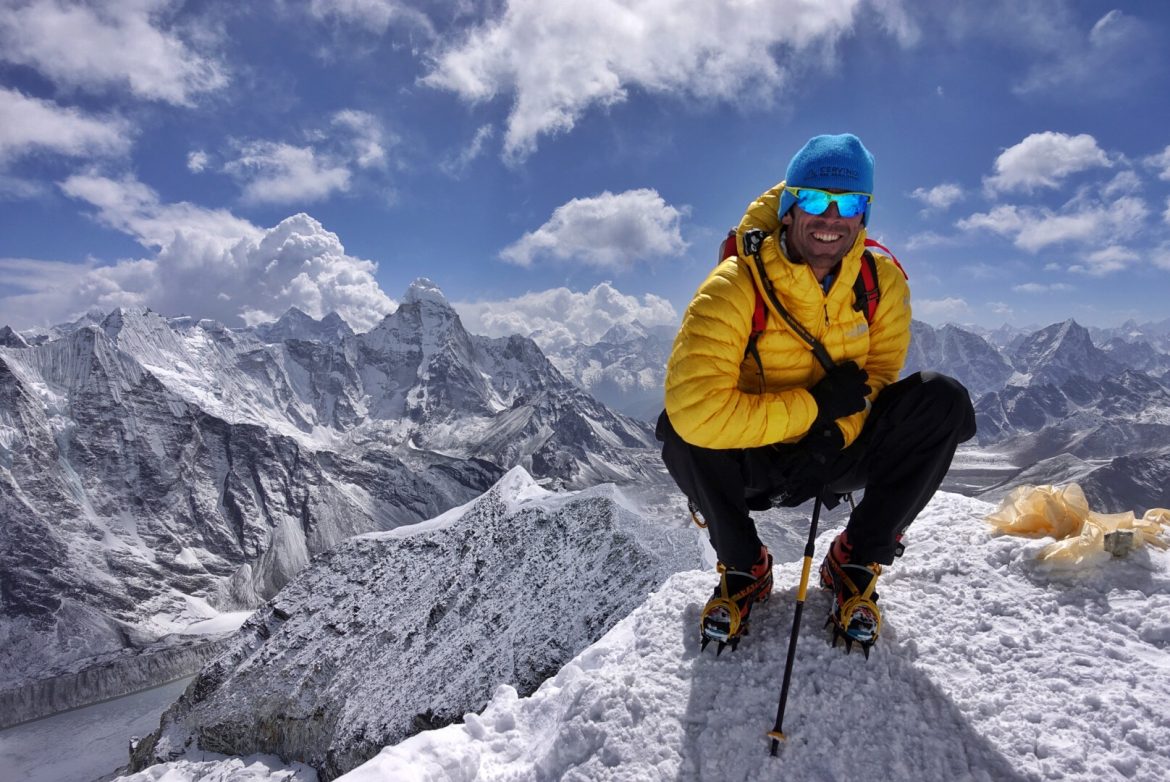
left=957, top=197, right=1149, bottom=253
left=187, top=149, right=210, bottom=173
left=60, top=172, right=261, bottom=251
left=440, top=125, right=494, bottom=178
left=0, top=87, right=132, bottom=164
left=223, top=141, right=352, bottom=205
left=422, top=0, right=864, bottom=160
left=1146, top=145, right=1170, bottom=181
left=308, top=0, right=434, bottom=35
left=500, top=189, right=688, bottom=270
left=456, top=282, right=678, bottom=352
left=0, top=0, right=227, bottom=106
left=332, top=110, right=388, bottom=170
left=984, top=132, right=1111, bottom=194
left=1012, top=282, right=1073, bottom=294
left=5, top=175, right=395, bottom=330
left=915, top=297, right=971, bottom=322
left=910, top=183, right=963, bottom=211
left=1164, top=196, right=1170, bottom=227
left=1069, top=245, right=1140, bottom=277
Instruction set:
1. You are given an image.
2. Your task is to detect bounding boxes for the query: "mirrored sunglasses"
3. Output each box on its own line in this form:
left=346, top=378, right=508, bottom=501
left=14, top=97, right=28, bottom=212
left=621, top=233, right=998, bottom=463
left=785, top=187, right=872, bottom=219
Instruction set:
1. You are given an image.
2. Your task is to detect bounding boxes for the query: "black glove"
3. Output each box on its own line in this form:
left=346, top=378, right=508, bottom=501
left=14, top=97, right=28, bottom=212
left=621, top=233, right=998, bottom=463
left=808, top=361, right=870, bottom=421
left=797, top=419, right=845, bottom=466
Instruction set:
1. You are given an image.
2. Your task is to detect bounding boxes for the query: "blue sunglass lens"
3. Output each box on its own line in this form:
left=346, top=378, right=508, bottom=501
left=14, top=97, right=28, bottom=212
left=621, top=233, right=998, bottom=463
left=795, top=190, right=869, bottom=218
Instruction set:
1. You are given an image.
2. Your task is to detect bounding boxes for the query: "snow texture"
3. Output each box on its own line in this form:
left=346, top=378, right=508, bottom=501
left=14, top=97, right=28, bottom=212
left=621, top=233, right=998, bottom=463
left=117, top=489, right=1170, bottom=782
left=338, top=492, right=1170, bottom=782
left=127, top=468, right=702, bottom=780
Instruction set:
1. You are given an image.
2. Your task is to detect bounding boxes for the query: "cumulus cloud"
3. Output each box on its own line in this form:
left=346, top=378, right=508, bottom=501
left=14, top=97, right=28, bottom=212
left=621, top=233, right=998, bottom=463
left=422, top=0, right=864, bottom=160
left=455, top=282, right=678, bottom=352
left=223, top=141, right=352, bottom=205
left=500, top=189, right=687, bottom=270
left=957, top=196, right=1148, bottom=253
left=0, top=0, right=227, bottom=106
left=910, top=183, right=963, bottom=211
left=984, top=132, right=1111, bottom=194
left=7, top=174, right=397, bottom=330
left=0, top=87, right=132, bottom=164
left=1146, top=145, right=1170, bottom=181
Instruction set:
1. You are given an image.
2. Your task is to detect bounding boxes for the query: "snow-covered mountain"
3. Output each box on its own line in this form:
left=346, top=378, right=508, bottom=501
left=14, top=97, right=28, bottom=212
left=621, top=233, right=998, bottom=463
left=126, top=469, right=701, bottom=780
left=545, top=320, right=675, bottom=422
left=253, top=307, right=355, bottom=345
left=0, top=280, right=658, bottom=717
left=1009, top=320, right=1125, bottom=386
left=115, top=489, right=1170, bottom=782
left=903, top=320, right=1014, bottom=398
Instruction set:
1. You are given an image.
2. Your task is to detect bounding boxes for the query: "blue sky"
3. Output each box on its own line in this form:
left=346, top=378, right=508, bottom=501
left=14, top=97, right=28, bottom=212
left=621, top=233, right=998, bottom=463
left=2, top=0, right=1169, bottom=344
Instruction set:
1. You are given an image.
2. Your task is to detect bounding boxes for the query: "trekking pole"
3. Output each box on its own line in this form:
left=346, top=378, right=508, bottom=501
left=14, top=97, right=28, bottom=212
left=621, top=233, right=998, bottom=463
left=768, top=491, right=824, bottom=755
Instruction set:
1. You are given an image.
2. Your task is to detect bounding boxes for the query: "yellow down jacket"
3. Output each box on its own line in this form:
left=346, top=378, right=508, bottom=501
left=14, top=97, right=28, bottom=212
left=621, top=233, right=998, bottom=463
left=664, top=182, right=912, bottom=450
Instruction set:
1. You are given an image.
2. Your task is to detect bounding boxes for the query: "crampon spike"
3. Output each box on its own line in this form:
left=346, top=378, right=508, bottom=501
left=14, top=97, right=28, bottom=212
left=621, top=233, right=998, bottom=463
left=716, top=641, right=727, bottom=656
left=700, top=637, right=711, bottom=652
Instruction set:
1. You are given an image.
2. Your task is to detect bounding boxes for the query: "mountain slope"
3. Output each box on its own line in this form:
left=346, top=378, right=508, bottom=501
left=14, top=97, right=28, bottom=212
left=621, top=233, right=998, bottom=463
left=116, top=489, right=1170, bottom=782
left=127, top=469, right=702, bottom=780
left=1, top=281, right=656, bottom=710
left=338, top=492, right=1170, bottom=782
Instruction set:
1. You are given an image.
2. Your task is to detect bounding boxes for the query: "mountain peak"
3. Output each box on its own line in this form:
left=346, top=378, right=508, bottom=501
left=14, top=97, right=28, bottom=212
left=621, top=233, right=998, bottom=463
left=403, top=278, right=449, bottom=308
left=0, top=325, right=29, bottom=348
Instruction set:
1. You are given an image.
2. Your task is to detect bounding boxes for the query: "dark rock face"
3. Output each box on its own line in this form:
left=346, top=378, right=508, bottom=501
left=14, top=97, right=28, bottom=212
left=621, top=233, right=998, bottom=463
left=129, top=472, right=698, bottom=780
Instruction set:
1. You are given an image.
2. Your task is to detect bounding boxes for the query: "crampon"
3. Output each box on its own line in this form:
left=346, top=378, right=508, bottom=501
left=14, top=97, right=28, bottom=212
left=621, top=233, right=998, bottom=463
left=819, top=533, right=882, bottom=659
left=699, top=546, right=772, bottom=655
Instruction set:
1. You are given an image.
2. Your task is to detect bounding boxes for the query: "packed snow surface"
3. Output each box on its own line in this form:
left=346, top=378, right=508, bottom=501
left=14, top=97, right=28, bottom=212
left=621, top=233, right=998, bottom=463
left=338, top=492, right=1170, bottom=782
left=114, top=490, right=1170, bottom=782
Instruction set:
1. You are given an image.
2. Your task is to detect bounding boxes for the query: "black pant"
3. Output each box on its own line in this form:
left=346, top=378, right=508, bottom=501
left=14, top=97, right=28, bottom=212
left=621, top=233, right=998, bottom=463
left=657, top=372, right=976, bottom=569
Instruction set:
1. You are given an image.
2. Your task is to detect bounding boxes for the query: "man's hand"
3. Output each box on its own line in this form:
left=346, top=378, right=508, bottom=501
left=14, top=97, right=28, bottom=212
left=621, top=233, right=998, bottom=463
left=798, top=419, right=845, bottom=465
left=809, top=361, right=870, bottom=421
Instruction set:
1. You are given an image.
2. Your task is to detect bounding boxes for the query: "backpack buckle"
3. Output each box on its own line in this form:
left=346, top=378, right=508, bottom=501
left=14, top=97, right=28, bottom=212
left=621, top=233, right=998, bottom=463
left=742, top=229, right=767, bottom=256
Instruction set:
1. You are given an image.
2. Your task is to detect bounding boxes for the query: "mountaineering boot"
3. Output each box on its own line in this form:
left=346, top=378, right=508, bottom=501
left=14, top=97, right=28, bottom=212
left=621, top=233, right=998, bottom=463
left=819, top=532, right=882, bottom=658
left=700, top=545, right=772, bottom=655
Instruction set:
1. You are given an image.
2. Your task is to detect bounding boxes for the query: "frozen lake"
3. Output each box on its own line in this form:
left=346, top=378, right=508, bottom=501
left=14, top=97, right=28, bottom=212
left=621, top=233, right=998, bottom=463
left=0, top=676, right=191, bottom=782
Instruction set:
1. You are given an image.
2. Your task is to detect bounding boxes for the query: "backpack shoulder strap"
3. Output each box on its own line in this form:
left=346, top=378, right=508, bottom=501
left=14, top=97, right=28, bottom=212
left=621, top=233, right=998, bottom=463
left=719, top=230, right=767, bottom=360
left=853, top=250, right=880, bottom=323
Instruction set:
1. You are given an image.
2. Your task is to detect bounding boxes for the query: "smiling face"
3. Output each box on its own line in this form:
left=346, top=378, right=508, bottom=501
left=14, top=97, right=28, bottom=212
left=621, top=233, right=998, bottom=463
left=780, top=199, right=865, bottom=281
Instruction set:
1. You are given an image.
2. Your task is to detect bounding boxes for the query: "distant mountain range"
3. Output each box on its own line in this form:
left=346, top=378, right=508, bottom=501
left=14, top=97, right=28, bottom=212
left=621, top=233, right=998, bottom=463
left=5, top=284, right=1169, bottom=721
left=0, top=280, right=657, bottom=702
left=544, top=314, right=1170, bottom=515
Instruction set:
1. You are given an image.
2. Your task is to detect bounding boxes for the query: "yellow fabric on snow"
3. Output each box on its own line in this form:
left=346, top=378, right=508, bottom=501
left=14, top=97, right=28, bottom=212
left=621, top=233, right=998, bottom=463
left=986, top=482, right=1170, bottom=568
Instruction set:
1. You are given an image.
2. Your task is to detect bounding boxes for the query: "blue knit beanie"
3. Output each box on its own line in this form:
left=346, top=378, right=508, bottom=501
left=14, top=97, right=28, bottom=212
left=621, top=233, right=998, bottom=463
left=779, top=133, right=875, bottom=225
